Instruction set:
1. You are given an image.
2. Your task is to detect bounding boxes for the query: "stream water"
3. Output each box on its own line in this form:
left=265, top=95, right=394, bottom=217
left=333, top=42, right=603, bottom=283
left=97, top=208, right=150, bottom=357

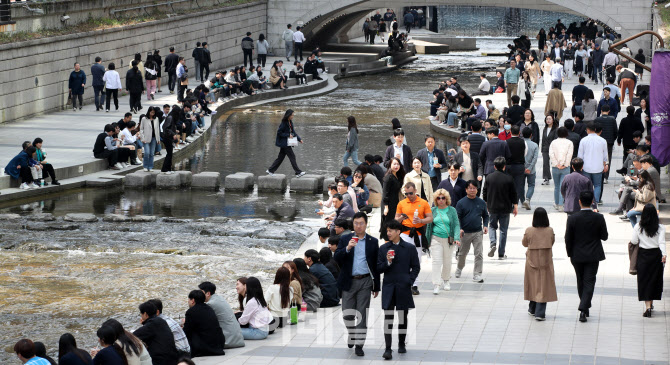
left=0, top=39, right=508, bottom=362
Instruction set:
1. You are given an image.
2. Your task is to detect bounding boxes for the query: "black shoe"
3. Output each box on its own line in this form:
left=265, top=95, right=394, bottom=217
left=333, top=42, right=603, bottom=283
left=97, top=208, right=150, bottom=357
left=51, top=180, right=60, bottom=186
left=585, top=309, right=589, bottom=317
left=347, top=343, right=354, bottom=349
left=355, top=346, right=364, bottom=356
left=382, top=349, right=393, bottom=360
left=411, top=286, right=420, bottom=295
left=398, top=344, right=406, bottom=354
left=579, top=312, right=587, bottom=322
left=643, top=309, right=651, bottom=317
left=616, top=167, right=626, bottom=175
left=316, top=77, right=323, bottom=80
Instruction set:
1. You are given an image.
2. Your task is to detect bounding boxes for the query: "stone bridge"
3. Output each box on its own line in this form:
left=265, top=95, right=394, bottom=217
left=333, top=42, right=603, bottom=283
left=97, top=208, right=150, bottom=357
left=267, top=0, right=653, bottom=55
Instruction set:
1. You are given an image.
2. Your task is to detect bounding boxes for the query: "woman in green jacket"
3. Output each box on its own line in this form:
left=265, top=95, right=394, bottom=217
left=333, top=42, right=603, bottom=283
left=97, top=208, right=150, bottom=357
left=425, top=188, right=460, bottom=295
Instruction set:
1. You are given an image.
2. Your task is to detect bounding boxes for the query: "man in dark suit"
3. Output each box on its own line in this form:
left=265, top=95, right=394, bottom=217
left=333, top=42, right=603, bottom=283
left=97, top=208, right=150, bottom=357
left=305, top=249, right=340, bottom=307
left=334, top=212, right=380, bottom=357
left=506, top=125, right=526, bottom=204
left=455, top=137, right=483, bottom=192
left=563, top=119, right=581, bottom=161
left=572, top=112, right=587, bottom=138
left=482, top=157, right=518, bottom=259
left=415, top=135, right=448, bottom=190
left=479, top=127, right=512, bottom=176
left=377, top=219, right=420, bottom=361
left=565, top=191, right=608, bottom=322
left=437, top=161, right=468, bottom=207
left=383, top=128, right=412, bottom=170
left=506, top=95, right=526, bottom=124
left=467, top=120, right=487, bottom=155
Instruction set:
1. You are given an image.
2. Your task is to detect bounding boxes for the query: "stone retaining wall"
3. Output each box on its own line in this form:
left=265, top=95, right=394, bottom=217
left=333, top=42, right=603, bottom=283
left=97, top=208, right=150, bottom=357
left=0, top=1, right=267, bottom=124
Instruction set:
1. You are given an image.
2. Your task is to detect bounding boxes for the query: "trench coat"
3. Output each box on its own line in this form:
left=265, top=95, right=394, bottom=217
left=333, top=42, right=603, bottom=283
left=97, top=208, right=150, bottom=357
left=377, top=239, right=421, bottom=310
left=522, top=227, right=557, bottom=303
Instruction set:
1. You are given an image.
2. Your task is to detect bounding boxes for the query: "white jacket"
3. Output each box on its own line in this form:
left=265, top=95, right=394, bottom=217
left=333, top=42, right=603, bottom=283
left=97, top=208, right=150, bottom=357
left=103, top=70, right=122, bottom=89
left=548, top=137, right=573, bottom=168
left=265, top=284, right=294, bottom=318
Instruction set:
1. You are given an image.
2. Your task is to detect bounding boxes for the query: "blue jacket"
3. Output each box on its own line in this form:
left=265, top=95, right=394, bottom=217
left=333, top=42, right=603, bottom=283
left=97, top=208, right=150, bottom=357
left=309, top=263, right=340, bottom=307
left=479, top=138, right=512, bottom=175
left=275, top=120, right=301, bottom=147
left=377, top=239, right=421, bottom=310
left=403, top=13, right=414, bottom=24
left=68, top=70, right=87, bottom=95
left=91, top=63, right=105, bottom=87
left=334, top=233, right=381, bottom=292
left=4, top=151, right=30, bottom=179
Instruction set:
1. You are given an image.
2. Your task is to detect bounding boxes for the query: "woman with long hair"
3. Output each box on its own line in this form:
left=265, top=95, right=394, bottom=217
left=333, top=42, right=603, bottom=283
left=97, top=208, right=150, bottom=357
left=238, top=277, right=273, bottom=340
left=92, top=325, right=128, bottom=365
left=236, top=277, right=248, bottom=311
left=520, top=109, right=540, bottom=145
left=257, top=33, right=269, bottom=68
left=380, top=157, right=406, bottom=240
left=267, top=109, right=305, bottom=177
left=343, top=116, right=362, bottom=166
left=626, top=170, right=656, bottom=227
left=403, top=157, right=433, bottom=203
left=140, top=106, right=161, bottom=171
left=581, top=89, right=598, bottom=122
left=525, top=54, right=540, bottom=94
left=631, top=204, right=666, bottom=317
left=103, top=62, right=121, bottom=112
left=282, top=261, right=303, bottom=304
left=522, top=207, right=557, bottom=321
left=540, top=114, right=558, bottom=185
left=34, top=342, right=57, bottom=365
left=574, top=43, right=587, bottom=77
left=293, top=258, right=322, bottom=311
left=266, top=267, right=293, bottom=328
left=58, top=333, right=93, bottom=365
left=160, top=106, right=181, bottom=174
left=126, top=60, right=144, bottom=114
left=102, top=318, right=151, bottom=365
left=144, top=53, right=158, bottom=100
left=269, top=60, right=287, bottom=89
left=518, top=71, right=532, bottom=109
left=350, top=169, right=369, bottom=210
left=635, top=98, right=650, bottom=135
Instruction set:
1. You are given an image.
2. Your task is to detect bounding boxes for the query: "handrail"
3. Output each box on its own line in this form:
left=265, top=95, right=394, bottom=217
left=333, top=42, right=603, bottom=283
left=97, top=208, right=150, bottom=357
left=609, top=30, right=664, bottom=72
left=110, top=0, right=192, bottom=16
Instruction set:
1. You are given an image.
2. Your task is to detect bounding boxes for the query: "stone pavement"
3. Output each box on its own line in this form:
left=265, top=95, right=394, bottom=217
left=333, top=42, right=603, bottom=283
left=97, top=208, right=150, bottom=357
left=195, top=77, right=670, bottom=363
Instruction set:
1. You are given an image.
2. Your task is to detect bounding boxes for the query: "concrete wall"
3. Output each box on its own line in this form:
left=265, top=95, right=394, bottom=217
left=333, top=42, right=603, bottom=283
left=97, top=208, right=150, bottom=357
left=0, top=1, right=267, bottom=124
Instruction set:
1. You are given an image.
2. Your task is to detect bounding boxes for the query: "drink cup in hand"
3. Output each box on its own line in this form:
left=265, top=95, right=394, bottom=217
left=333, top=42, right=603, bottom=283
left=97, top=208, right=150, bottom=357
left=388, top=248, right=395, bottom=261
left=353, top=237, right=359, bottom=243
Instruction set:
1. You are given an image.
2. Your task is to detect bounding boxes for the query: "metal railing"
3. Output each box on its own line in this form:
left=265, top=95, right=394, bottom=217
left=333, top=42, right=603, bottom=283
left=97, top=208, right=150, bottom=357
left=0, top=0, right=11, bottom=22
left=110, top=0, right=192, bottom=16
left=609, top=30, right=665, bottom=72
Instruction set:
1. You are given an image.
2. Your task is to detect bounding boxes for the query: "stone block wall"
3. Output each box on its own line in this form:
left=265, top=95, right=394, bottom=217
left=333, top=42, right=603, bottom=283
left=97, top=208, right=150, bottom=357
left=0, top=1, right=267, bottom=124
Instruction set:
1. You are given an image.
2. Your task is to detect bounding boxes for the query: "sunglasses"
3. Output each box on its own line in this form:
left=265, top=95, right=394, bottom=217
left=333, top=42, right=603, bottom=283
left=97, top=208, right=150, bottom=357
left=405, top=192, right=415, bottom=196
left=436, top=196, right=447, bottom=200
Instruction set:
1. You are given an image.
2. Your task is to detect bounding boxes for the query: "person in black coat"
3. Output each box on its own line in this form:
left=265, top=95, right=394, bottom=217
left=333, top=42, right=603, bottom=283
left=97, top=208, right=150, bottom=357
left=415, top=135, right=448, bottom=190
left=564, top=191, right=608, bottom=322
left=364, top=155, right=385, bottom=185
left=518, top=109, right=541, bottom=145
left=267, top=109, right=305, bottom=177
left=572, top=112, right=588, bottom=138
left=436, top=161, right=468, bottom=207
left=126, top=60, right=144, bottom=113
left=333, top=212, right=380, bottom=355
left=479, top=127, right=512, bottom=175
left=182, top=290, right=225, bottom=357
left=506, top=125, right=527, bottom=204
left=380, top=158, right=405, bottom=240
left=563, top=119, right=581, bottom=160
left=383, top=128, right=412, bottom=170
left=467, top=121, right=487, bottom=155
left=617, top=105, right=645, bottom=160
left=164, top=47, right=180, bottom=93
left=305, top=249, right=340, bottom=307
left=482, top=157, right=518, bottom=259
left=377, top=219, right=421, bottom=360
left=133, top=301, right=179, bottom=365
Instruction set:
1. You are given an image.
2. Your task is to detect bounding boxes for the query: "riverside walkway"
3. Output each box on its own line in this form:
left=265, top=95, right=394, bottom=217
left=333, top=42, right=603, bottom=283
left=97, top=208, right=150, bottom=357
left=194, top=75, right=670, bottom=364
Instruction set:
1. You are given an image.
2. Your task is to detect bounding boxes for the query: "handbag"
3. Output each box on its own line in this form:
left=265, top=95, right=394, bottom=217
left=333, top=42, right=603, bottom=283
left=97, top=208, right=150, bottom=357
left=287, top=137, right=299, bottom=147
left=494, top=86, right=504, bottom=93
left=289, top=300, right=298, bottom=325
left=628, top=241, right=638, bottom=275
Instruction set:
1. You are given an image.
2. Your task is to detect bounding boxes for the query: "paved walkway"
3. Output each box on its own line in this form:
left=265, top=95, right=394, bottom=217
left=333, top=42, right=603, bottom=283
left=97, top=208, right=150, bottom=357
left=193, top=73, right=669, bottom=364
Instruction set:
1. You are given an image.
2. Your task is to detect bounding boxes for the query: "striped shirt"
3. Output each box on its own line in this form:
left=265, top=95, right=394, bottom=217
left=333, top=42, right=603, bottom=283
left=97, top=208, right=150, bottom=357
left=159, top=314, right=191, bottom=353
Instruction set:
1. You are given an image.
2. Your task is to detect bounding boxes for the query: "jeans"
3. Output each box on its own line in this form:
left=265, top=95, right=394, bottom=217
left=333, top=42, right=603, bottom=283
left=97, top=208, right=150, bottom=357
left=285, top=41, right=293, bottom=59
left=241, top=327, right=268, bottom=340
left=574, top=105, right=583, bottom=114
left=168, top=71, right=177, bottom=92
left=489, top=213, right=510, bottom=257
left=446, top=112, right=458, bottom=126
left=552, top=167, right=570, bottom=205
left=525, top=172, right=536, bottom=200
left=529, top=301, right=547, bottom=318
left=605, top=144, right=613, bottom=180
left=582, top=171, right=603, bottom=203
left=343, top=149, right=362, bottom=166
left=627, top=210, right=642, bottom=227
left=93, top=85, right=104, bottom=109
left=194, top=60, right=201, bottom=81
left=143, top=138, right=157, bottom=170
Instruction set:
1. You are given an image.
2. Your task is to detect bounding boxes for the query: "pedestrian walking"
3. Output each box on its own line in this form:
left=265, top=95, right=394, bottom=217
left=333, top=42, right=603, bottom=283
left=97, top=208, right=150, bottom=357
left=103, top=62, right=121, bottom=112
left=165, top=47, right=179, bottom=94
left=631, top=204, right=666, bottom=318
left=521, top=126, right=539, bottom=210
left=540, top=115, right=558, bottom=185
left=504, top=60, right=520, bottom=107
left=257, top=34, right=269, bottom=68
left=282, top=24, right=294, bottom=61
left=126, top=60, right=144, bottom=114
left=192, top=42, right=203, bottom=82
left=416, top=135, right=447, bottom=191
left=548, top=127, right=573, bottom=210
left=176, top=57, right=188, bottom=102
left=266, top=109, right=306, bottom=177
left=343, top=116, right=362, bottom=166
left=200, top=42, right=212, bottom=82
left=333, top=212, right=380, bottom=356
left=455, top=180, right=489, bottom=282
left=293, top=26, right=305, bottom=62
left=377, top=219, right=421, bottom=361
left=381, top=157, right=405, bottom=240
left=522, top=207, right=557, bottom=321
left=91, top=57, right=105, bottom=111
left=241, top=32, right=254, bottom=69
left=482, top=157, right=518, bottom=259
left=144, top=53, right=158, bottom=100
left=425, top=189, right=460, bottom=294
left=68, top=62, right=86, bottom=111
left=153, top=49, right=163, bottom=93
left=565, top=191, right=608, bottom=322
left=141, top=106, right=162, bottom=171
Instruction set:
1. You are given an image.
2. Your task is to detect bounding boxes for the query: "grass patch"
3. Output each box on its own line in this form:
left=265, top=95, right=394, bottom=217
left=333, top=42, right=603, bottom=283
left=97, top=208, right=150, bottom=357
left=0, top=0, right=256, bottom=45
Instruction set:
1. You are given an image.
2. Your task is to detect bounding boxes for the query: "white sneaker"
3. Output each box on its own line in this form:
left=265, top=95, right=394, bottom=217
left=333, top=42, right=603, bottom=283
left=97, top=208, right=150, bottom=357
left=30, top=182, right=40, bottom=189
left=135, top=158, right=142, bottom=165
left=121, top=162, right=128, bottom=168
left=20, top=183, right=30, bottom=190
left=443, top=280, right=451, bottom=291
left=115, top=163, right=124, bottom=169
left=143, top=168, right=150, bottom=172
left=218, top=98, right=225, bottom=103
left=455, top=269, right=461, bottom=278
left=266, top=170, right=275, bottom=176
left=433, top=285, right=440, bottom=295
left=473, top=275, right=484, bottom=283
left=186, top=136, right=195, bottom=142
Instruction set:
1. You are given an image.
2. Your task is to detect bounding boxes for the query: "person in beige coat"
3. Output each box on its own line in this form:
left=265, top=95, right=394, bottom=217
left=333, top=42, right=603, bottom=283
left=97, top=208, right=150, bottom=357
left=403, top=157, right=434, bottom=205
left=525, top=55, right=540, bottom=93
left=522, top=207, right=557, bottom=321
